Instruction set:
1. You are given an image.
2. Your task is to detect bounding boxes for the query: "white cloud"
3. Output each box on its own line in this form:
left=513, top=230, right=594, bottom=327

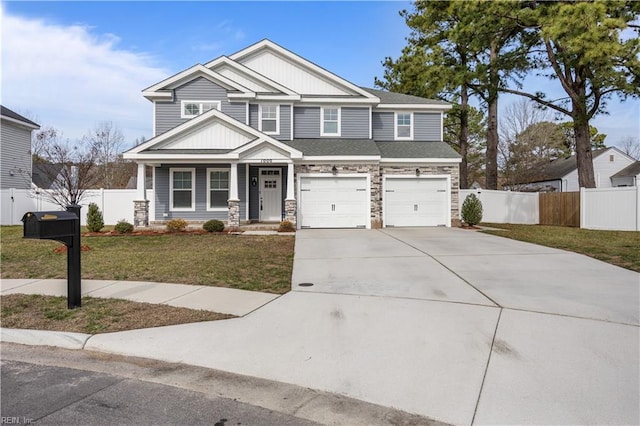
left=1, top=12, right=170, bottom=146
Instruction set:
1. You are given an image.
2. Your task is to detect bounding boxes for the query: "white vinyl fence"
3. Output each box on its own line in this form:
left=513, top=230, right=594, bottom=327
left=580, top=186, right=640, bottom=231
left=460, top=189, right=539, bottom=224
left=0, top=188, right=155, bottom=226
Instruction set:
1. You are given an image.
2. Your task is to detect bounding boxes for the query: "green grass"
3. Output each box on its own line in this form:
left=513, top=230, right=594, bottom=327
left=0, top=226, right=295, bottom=294
left=481, top=223, right=640, bottom=272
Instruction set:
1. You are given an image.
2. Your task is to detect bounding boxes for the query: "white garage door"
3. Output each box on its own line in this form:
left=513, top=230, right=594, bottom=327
left=299, top=176, right=369, bottom=228
left=384, top=177, right=449, bottom=227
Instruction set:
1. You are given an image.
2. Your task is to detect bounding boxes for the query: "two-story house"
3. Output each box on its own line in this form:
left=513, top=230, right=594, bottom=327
left=123, top=40, right=461, bottom=229
left=1, top=106, right=40, bottom=190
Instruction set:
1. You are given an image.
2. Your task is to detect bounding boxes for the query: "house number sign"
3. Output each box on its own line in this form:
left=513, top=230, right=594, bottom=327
left=260, top=159, right=273, bottom=163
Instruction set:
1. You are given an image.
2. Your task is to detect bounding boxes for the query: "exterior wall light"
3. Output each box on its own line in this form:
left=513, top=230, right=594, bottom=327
left=332, top=165, right=338, bottom=175
left=415, top=168, right=421, bottom=177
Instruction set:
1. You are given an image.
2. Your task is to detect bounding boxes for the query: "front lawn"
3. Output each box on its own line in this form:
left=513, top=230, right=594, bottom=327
left=481, top=223, right=640, bottom=273
left=0, top=226, right=294, bottom=294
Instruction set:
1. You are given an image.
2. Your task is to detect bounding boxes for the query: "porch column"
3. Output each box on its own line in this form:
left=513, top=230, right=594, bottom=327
left=227, top=162, right=240, bottom=229
left=133, top=163, right=149, bottom=228
left=284, top=162, right=297, bottom=225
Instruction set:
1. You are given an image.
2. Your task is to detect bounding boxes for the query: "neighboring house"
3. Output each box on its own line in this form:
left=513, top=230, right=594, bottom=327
left=514, top=147, right=636, bottom=192
left=31, top=163, right=65, bottom=190
left=123, top=40, right=460, bottom=228
left=611, top=161, right=640, bottom=187
left=1, top=106, right=40, bottom=189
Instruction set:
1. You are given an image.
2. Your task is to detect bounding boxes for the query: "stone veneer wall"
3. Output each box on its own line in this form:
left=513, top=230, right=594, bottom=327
left=295, top=163, right=382, bottom=227
left=380, top=164, right=460, bottom=223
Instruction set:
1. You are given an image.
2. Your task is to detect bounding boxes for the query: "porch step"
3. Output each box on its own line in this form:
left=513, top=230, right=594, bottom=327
left=240, top=223, right=279, bottom=231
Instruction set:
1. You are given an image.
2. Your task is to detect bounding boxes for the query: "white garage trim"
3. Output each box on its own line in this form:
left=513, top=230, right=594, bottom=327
left=383, top=175, right=451, bottom=227
left=297, top=173, right=371, bottom=229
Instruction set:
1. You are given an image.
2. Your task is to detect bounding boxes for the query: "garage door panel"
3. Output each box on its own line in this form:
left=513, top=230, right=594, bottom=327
left=299, top=177, right=369, bottom=229
left=385, top=178, right=449, bottom=227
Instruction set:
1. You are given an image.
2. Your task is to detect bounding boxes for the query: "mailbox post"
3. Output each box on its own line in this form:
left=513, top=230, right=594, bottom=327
left=22, top=205, right=82, bottom=309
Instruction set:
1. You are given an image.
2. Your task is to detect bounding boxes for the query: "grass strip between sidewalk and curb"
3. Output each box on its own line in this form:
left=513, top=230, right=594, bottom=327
left=480, top=223, right=640, bottom=272
left=1, top=294, right=235, bottom=334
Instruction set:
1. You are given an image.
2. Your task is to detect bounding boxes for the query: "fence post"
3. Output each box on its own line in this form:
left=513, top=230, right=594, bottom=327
left=580, top=187, right=585, bottom=229
left=636, top=186, right=640, bottom=232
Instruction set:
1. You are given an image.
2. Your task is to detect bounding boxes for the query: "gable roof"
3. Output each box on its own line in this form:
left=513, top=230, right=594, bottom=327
left=229, top=39, right=380, bottom=102
left=32, top=163, right=64, bottom=189
left=612, top=160, right=640, bottom=178
left=1, top=105, right=40, bottom=129
left=517, top=148, right=620, bottom=184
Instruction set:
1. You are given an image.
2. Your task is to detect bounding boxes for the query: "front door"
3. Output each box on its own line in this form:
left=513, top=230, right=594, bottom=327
left=259, top=168, right=282, bottom=221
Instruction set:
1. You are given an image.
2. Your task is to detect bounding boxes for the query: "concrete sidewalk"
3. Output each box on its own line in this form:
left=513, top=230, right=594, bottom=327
left=0, top=278, right=279, bottom=317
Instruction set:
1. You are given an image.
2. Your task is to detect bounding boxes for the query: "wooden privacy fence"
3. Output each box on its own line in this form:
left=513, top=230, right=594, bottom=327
left=539, top=192, right=580, bottom=227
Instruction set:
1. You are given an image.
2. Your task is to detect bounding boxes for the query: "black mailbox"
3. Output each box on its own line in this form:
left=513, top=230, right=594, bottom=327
left=22, top=205, right=82, bottom=309
left=23, top=211, right=78, bottom=244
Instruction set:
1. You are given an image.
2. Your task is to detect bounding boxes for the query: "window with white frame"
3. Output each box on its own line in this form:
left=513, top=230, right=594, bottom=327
left=170, top=168, right=195, bottom=211
left=321, top=107, right=340, bottom=136
left=207, top=168, right=229, bottom=210
left=181, top=100, right=221, bottom=118
left=259, top=105, right=279, bottom=134
left=395, top=112, right=413, bottom=140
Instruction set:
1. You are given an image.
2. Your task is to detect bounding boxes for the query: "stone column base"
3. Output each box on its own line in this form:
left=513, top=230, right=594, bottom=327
left=284, top=199, right=296, bottom=225
left=133, top=200, right=149, bottom=228
left=228, top=199, right=240, bottom=230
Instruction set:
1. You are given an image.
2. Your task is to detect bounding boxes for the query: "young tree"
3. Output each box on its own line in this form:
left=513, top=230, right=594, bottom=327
left=502, top=1, right=640, bottom=188
left=33, top=133, right=101, bottom=208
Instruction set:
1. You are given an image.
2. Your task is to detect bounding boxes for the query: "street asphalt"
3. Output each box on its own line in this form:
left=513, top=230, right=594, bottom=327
left=1, top=227, right=639, bottom=425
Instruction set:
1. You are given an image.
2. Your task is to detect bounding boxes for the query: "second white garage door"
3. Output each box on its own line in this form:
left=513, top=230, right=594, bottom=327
left=384, top=177, right=449, bottom=227
left=299, top=176, right=369, bottom=228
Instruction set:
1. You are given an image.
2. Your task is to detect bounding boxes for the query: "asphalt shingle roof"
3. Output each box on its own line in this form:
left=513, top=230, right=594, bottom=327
left=612, top=161, right=640, bottom=178
left=518, top=149, right=608, bottom=184
left=360, top=87, right=450, bottom=106
left=376, top=141, right=460, bottom=159
left=32, top=164, right=64, bottom=189
left=1, top=105, right=39, bottom=127
left=283, top=139, right=460, bottom=159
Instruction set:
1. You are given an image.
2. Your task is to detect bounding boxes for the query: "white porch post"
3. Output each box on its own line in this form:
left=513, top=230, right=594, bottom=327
left=228, top=162, right=240, bottom=229
left=133, top=163, right=149, bottom=227
left=284, top=162, right=297, bottom=225
left=286, top=162, right=295, bottom=200
left=136, top=163, right=146, bottom=200
left=229, top=162, right=239, bottom=201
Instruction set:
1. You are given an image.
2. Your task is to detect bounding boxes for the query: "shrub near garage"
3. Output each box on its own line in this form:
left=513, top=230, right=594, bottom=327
left=461, top=193, right=483, bottom=226
left=86, top=203, right=104, bottom=232
left=114, top=220, right=134, bottom=234
left=166, top=218, right=188, bottom=232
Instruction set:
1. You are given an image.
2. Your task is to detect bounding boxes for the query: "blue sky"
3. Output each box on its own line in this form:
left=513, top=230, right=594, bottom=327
left=2, top=1, right=638, bottom=151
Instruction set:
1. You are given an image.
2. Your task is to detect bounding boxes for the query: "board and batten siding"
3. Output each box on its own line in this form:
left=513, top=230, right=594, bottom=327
left=155, top=77, right=247, bottom=135
left=248, top=104, right=291, bottom=141
left=154, top=164, right=246, bottom=221
left=294, top=106, right=369, bottom=139
left=1, top=122, right=32, bottom=189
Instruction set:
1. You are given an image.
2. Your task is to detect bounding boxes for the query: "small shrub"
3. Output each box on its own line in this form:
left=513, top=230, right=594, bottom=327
left=278, top=220, right=295, bottom=232
left=203, top=219, right=225, bottom=232
left=461, top=193, right=483, bottom=226
left=114, top=220, right=134, bottom=234
left=166, top=218, right=188, bottom=232
left=86, top=203, right=104, bottom=232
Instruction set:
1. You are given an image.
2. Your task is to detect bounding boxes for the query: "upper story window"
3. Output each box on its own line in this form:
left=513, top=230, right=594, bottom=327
left=395, top=112, right=413, bottom=140
left=259, top=104, right=279, bottom=134
left=181, top=100, right=221, bottom=119
left=207, top=168, right=229, bottom=211
left=321, top=107, right=340, bottom=136
left=170, top=168, right=195, bottom=211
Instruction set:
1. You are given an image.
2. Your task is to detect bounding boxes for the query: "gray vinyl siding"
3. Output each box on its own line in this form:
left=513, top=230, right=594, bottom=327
left=414, top=113, right=441, bottom=141
left=248, top=104, right=291, bottom=140
left=154, top=164, right=246, bottom=221
left=342, top=107, right=369, bottom=138
left=372, top=111, right=442, bottom=141
left=1, top=121, right=32, bottom=189
left=154, top=77, right=247, bottom=135
left=372, top=112, right=394, bottom=141
left=294, top=106, right=320, bottom=138
left=249, top=165, right=288, bottom=221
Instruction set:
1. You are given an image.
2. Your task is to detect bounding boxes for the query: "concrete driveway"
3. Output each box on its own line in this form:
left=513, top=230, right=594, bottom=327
left=85, top=228, right=639, bottom=425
